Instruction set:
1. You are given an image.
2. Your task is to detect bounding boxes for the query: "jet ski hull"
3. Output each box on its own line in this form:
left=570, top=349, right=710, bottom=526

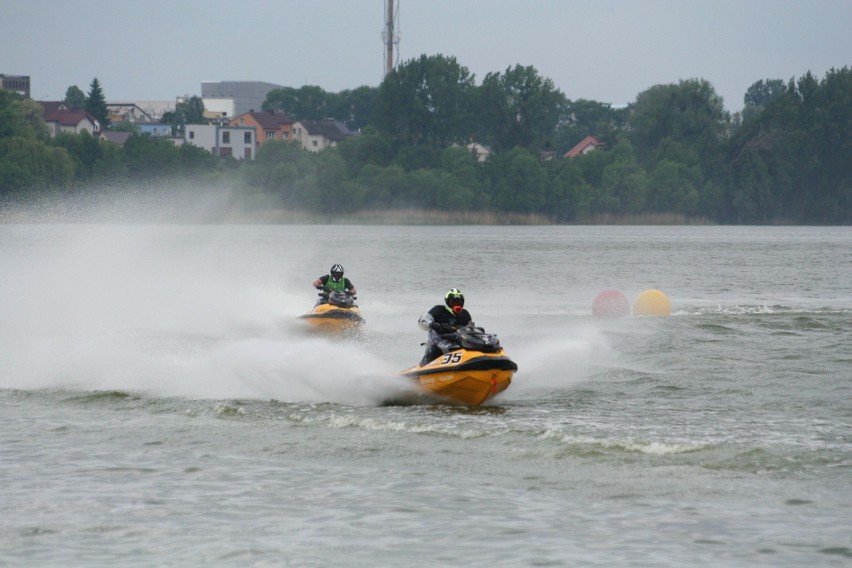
left=298, top=303, right=365, bottom=334
left=400, top=349, right=517, bottom=405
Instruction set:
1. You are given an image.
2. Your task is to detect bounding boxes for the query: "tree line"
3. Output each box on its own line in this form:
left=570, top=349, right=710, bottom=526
left=1, top=57, right=849, bottom=224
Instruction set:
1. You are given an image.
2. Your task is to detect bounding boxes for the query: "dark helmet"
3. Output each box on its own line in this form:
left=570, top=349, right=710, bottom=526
left=445, top=288, right=464, bottom=310
left=330, top=264, right=344, bottom=281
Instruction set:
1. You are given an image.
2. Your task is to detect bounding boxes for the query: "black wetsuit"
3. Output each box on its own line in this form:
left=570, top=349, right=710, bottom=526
left=420, top=305, right=473, bottom=365
left=426, top=304, right=472, bottom=329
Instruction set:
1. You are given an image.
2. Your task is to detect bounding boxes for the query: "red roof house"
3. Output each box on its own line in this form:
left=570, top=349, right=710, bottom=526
left=43, top=108, right=101, bottom=137
left=564, top=135, right=605, bottom=158
left=230, top=111, right=294, bottom=148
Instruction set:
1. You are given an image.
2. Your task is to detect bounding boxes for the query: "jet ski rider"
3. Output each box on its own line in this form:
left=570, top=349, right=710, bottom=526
left=417, top=288, right=472, bottom=365
left=312, top=264, right=357, bottom=300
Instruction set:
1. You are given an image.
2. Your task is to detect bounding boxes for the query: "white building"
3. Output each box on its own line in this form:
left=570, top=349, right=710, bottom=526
left=292, top=119, right=357, bottom=153
left=184, top=124, right=256, bottom=160
left=43, top=108, right=101, bottom=137
left=202, top=97, right=236, bottom=120
left=201, top=81, right=283, bottom=117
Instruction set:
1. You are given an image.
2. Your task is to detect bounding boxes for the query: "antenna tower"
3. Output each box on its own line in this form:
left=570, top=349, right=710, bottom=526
left=382, top=0, right=400, bottom=77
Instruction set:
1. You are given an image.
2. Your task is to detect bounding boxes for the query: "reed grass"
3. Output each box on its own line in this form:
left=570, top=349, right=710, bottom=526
left=227, top=207, right=714, bottom=225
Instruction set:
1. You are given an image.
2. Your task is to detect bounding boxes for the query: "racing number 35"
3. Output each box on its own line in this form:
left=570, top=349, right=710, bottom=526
left=441, top=352, right=462, bottom=364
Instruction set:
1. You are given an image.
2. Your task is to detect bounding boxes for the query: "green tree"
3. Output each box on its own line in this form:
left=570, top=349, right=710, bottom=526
left=0, top=92, right=75, bottom=196
left=92, top=141, right=128, bottom=181
left=0, top=137, right=76, bottom=196
left=0, top=92, right=50, bottom=141
left=262, top=87, right=296, bottom=114
left=742, top=78, right=785, bottom=123
left=801, top=67, right=852, bottom=222
left=313, top=149, right=355, bottom=212
left=161, top=95, right=206, bottom=135
left=544, top=158, right=587, bottom=221
left=373, top=54, right=476, bottom=147
left=600, top=139, right=647, bottom=214
left=64, top=85, right=87, bottom=109
left=241, top=140, right=315, bottom=208
left=646, top=159, right=700, bottom=214
left=356, top=163, right=407, bottom=207
left=476, top=64, right=566, bottom=152
left=391, top=144, right=442, bottom=171
left=555, top=99, right=627, bottom=154
left=126, top=134, right=217, bottom=181
left=332, top=85, right=378, bottom=130
left=629, top=78, right=729, bottom=170
left=54, top=131, right=104, bottom=180
left=85, top=77, right=110, bottom=127
left=729, top=67, right=852, bottom=223
left=485, top=147, right=547, bottom=213
left=261, top=82, right=410, bottom=134
left=336, top=125, right=395, bottom=175
left=404, top=168, right=466, bottom=210
left=179, top=96, right=206, bottom=124
left=263, top=85, right=338, bottom=120
left=437, top=145, right=482, bottom=210
left=744, top=78, right=786, bottom=108
left=731, top=151, right=777, bottom=222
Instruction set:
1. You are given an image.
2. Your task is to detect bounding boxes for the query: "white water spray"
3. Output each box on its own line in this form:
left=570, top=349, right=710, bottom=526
left=0, top=220, right=409, bottom=405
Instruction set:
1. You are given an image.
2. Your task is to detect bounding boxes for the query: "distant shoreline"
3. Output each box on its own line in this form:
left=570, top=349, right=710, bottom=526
left=223, top=208, right=715, bottom=226
left=0, top=203, right=816, bottom=225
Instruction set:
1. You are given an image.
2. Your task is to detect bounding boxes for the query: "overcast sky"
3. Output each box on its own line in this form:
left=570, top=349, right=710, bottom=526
left=4, top=0, right=850, bottom=112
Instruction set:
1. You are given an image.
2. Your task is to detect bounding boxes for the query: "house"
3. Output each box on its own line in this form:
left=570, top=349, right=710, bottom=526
left=38, top=101, right=68, bottom=118
left=106, top=103, right=153, bottom=124
left=119, top=100, right=176, bottom=122
left=43, top=108, right=101, bottom=137
left=100, top=131, right=131, bottom=146
left=292, top=119, right=356, bottom=152
left=184, top=123, right=256, bottom=160
left=230, top=111, right=294, bottom=148
left=467, top=142, right=491, bottom=163
left=138, top=123, right=173, bottom=137
left=1, top=74, right=30, bottom=97
left=202, top=97, right=235, bottom=120
left=201, top=81, right=283, bottom=117
left=564, top=135, right=605, bottom=158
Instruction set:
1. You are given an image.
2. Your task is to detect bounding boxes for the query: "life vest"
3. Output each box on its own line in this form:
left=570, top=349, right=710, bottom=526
left=325, top=275, right=346, bottom=292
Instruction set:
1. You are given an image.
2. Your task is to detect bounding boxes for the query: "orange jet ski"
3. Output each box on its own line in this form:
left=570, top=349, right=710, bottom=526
left=400, top=325, right=517, bottom=405
left=298, top=289, right=365, bottom=334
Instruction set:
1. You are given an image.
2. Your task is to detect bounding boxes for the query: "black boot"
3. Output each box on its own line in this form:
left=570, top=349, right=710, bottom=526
left=420, top=346, right=440, bottom=366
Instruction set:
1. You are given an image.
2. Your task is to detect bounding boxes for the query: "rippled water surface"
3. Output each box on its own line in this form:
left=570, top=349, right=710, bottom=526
left=1, top=224, right=850, bottom=567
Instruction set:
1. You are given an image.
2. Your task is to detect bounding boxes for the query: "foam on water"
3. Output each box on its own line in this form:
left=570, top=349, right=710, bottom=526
left=539, top=429, right=710, bottom=455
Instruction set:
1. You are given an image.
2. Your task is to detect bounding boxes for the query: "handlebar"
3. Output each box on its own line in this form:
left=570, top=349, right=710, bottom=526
left=315, top=287, right=353, bottom=295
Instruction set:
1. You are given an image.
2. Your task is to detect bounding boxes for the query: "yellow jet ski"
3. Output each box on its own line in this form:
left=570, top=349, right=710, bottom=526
left=298, top=289, right=365, bottom=334
left=400, top=325, right=517, bottom=405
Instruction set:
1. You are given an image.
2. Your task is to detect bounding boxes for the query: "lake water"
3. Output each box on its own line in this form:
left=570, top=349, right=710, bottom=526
left=1, top=224, right=850, bottom=567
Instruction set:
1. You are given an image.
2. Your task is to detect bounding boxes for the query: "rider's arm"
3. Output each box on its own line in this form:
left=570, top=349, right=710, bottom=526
left=313, top=275, right=327, bottom=289
left=418, top=312, right=435, bottom=331
left=346, top=279, right=357, bottom=295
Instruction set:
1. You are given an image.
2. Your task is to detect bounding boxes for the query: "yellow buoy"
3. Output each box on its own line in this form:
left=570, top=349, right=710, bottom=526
left=634, top=289, right=671, bottom=316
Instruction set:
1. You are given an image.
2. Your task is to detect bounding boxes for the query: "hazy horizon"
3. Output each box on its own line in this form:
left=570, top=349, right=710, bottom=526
left=3, top=0, right=850, bottom=112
